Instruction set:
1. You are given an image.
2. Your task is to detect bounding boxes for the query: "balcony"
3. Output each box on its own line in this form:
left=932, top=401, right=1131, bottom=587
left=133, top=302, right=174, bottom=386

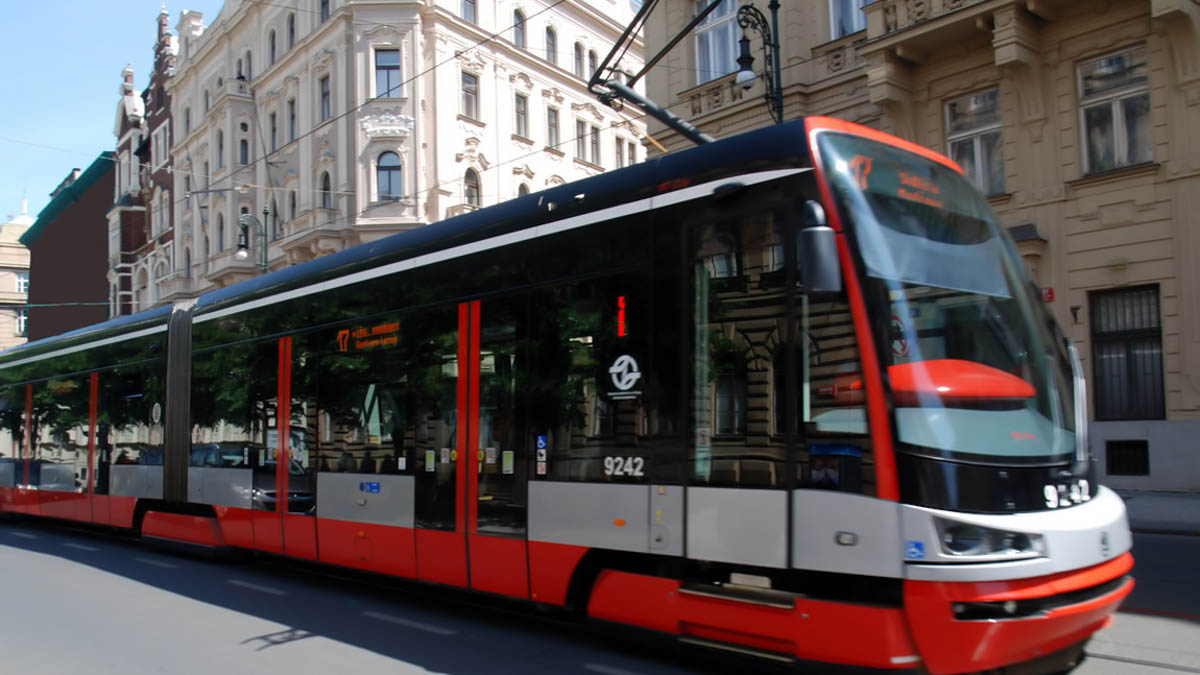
left=156, top=271, right=196, bottom=302
left=203, top=250, right=258, bottom=288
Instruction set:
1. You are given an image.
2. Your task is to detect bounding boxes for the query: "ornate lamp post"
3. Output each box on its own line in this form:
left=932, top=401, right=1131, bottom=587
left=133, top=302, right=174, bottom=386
left=734, top=1, right=783, bottom=124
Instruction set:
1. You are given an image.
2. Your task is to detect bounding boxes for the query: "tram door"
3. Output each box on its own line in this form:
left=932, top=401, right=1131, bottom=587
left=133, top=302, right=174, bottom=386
left=413, top=300, right=529, bottom=597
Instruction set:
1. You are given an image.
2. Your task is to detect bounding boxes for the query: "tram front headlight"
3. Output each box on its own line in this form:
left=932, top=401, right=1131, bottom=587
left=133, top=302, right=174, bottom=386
left=933, top=517, right=1045, bottom=559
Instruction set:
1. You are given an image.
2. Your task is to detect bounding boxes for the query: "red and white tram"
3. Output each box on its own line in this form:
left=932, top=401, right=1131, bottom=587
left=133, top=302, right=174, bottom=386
left=0, top=118, right=1131, bottom=673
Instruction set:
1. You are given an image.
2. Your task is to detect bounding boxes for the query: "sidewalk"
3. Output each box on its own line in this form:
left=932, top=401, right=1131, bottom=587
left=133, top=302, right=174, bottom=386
left=1114, top=489, right=1200, bottom=535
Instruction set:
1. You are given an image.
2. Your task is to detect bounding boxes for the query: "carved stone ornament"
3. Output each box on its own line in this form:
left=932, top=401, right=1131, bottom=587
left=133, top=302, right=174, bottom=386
left=546, top=175, right=565, bottom=187
left=509, top=71, right=533, bottom=90
left=907, top=0, right=928, bottom=22
left=829, top=50, right=846, bottom=72
left=314, top=48, right=336, bottom=73
left=455, top=49, right=486, bottom=73
left=883, top=4, right=898, bottom=32
left=513, top=164, right=535, bottom=179
left=542, top=87, right=565, bottom=104
left=571, top=101, right=605, bottom=122
left=363, top=23, right=404, bottom=43
left=455, top=137, right=490, bottom=170
left=360, top=111, right=415, bottom=139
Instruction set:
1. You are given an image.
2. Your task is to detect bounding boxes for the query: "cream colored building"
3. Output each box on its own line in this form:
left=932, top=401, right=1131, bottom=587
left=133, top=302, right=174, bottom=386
left=645, top=0, right=1200, bottom=490
left=148, top=0, right=644, bottom=305
left=0, top=201, right=33, bottom=349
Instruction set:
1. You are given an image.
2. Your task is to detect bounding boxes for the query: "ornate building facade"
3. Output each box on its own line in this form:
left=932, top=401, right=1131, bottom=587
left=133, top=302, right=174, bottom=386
left=645, top=0, right=1200, bottom=490
left=134, top=0, right=644, bottom=304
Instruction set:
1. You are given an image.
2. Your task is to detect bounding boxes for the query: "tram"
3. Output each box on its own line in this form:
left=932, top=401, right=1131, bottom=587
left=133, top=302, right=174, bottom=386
left=0, top=118, right=1131, bottom=674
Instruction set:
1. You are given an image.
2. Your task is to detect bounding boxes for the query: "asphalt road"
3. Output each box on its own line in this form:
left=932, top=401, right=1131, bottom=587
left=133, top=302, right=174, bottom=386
left=0, top=519, right=1195, bottom=674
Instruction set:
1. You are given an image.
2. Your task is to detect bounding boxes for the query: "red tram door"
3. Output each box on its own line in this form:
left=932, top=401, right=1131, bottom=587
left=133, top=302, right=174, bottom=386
left=414, top=300, right=529, bottom=598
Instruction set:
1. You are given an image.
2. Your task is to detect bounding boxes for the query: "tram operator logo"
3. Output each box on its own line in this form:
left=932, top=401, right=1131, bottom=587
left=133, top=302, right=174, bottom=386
left=608, top=354, right=642, bottom=400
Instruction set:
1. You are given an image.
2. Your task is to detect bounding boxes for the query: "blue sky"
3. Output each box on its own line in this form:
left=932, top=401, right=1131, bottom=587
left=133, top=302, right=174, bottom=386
left=0, top=1, right=225, bottom=222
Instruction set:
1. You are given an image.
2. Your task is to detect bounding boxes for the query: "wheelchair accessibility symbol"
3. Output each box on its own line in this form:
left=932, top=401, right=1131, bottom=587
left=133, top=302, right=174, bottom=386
left=905, top=541, right=926, bottom=560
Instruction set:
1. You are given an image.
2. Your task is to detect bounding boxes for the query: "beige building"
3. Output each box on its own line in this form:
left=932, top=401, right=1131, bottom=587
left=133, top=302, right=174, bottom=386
left=146, top=0, right=644, bottom=309
left=645, top=0, right=1200, bottom=490
left=0, top=201, right=33, bottom=349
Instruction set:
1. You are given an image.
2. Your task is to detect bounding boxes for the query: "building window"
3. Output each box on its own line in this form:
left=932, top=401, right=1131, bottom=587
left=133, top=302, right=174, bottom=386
left=615, top=138, right=625, bottom=168
left=244, top=50, right=252, bottom=80
left=271, top=199, right=280, bottom=239
left=375, top=49, right=402, bottom=98
left=268, top=30, right=276, bottom=65
left=287, top=13, right=296, bottom=49
left=545, top=27, right=557, bottom=65
left=461, top=72, right=479, bottom=119
left=514, top=93, right=528, bottom=138
left=238, top=139, right=249, bottom=165
left=946, top=88, right=1004, bottom=195
left=547, top=107, right=559, bottom=148
left=589, top=50, right=597, bottom=78
left=203, top=161, right=209, bottom=188
left=714, top=367, right=747, bottom=435
left=319, top=76, right=331, bottom=121
left=1078, top=45, right=1151, bottom=174
left=216, top=213, right=225, bottom=252
left=288, top=99, right=296, bottom=141
left=461, top=0, right=475, bottom=23
left=15, top=310, right=26, bottom=338
left=831, top=0, right=868, bottom=39
left=627, top=140, right=637, bottom=166
left=289, top=190, right=297, bottom=220
left=518, top=183, right=529, bottom=197
left=269, top=113, right=278, bottom=152
left=377, top=151, right=403, bottom=200
left=464, top=169, right=480, bottom=207
left=1091, top=285, right=1164, bottom=420
left=185, top=176, right=191, bottom=208
left=216, top=130, right=224, bottom=168
left=694, top=0, right=737, bottom=84
left=320, top=0, right=330, bottom=22
left=575, top=120, right=587, bottom=159
left=184, top=107, right=191, bottom=134
left=15, top=273, right=28, bottom=294
left=203, top=90, right=209, bottom=112
left=590, top=125, right=600, bottom=166
left=574, top=43, right=584, bottom=77
left=513, top=11, right=526, bottom=48
left=320, top=172, right=333, bottom=209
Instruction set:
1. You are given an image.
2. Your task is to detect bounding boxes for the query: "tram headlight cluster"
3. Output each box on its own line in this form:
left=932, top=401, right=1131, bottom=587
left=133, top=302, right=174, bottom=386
left=933, top=517, right=1046, bottom=559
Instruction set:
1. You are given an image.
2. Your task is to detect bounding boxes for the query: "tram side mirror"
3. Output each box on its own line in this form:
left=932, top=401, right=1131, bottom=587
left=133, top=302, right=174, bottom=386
left=799, top=201, right=842, bottom=295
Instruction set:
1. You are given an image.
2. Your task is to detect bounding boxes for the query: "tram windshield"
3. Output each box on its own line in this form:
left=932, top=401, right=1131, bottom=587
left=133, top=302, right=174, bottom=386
left=817, top=132, right=1076, bottom=465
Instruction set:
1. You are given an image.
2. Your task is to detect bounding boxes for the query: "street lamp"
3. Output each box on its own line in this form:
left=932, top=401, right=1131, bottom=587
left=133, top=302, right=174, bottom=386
left=734, top=1, right=783, bottom=124
left=235, top=203, right=270, bottom=272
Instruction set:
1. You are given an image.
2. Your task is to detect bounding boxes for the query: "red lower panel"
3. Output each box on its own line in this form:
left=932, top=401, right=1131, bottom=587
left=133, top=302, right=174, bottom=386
left=528, top=541, right=589, bottom=606
left=416, top=529, right=467, bottom=587
left=37, top=490, right=87, bottom=522
left=316, top=518, right=416, bottom=578
left=252, top=510, right=284, bottom=554
left=283, top=514, right=318, bottom=561
left=0, top=486, right=20, bottom=513
left=109, top=496, right=137, bottom=529
left=89, top=494, right=111, bottom=526
left=906, top=554, right=1134, bottom=675
left=141, top=512, right=225, bottom=547
left=468, top=534, right=528, bottom=599
left=214, top=507, right=255, bottom=549
left=588, top=570, right=918, bottom=669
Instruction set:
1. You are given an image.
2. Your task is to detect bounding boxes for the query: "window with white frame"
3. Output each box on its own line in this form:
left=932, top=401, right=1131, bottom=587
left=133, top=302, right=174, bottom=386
left=514, top=93, right=528, bottom=138
left=1078, top=45, right=1151, bottom=174
left=694, top=0, right=738, bottom=84
left=590, top=125, right=600, bottom=166
left=464, top=169, right=481, bottom=207
left=269, top=112, right=278, bottom=152
left=461, top=0, right=476, bottom=23
left=377, top=151, right=402, bottom=200
left=574, top=43, right=584, bottom=77
left=319, top=75, right=332, bottom=121
left=946, top=88, right=1005, bottom=195
left=545, top=27, right=557, bottom=65
left=514, top=11, right=526, bottom=48
left=575, top=120, right=587, bottom=159
left=15, top=310, right=26, bottom=337
left=15, top=272, right=28, bottom=294
left=830, top=0, right=868, bottom=39
left=615, top=138, right=625, bottom=168
left=462, top=72, right=479, bottom=119
left=376, top=49, right=402, bottom=98
left=547, top=107, right=559, bottom=148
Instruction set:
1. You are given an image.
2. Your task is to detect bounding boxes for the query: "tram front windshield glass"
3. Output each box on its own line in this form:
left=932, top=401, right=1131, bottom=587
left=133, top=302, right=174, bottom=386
left=818, top=132, right=1076, bottom=465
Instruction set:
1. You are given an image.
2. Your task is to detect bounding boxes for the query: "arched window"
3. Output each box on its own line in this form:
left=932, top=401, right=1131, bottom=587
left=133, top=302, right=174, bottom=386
left=236, top=58, right=244, bottom=79
left=287, top=13, right=296, bottom=49
left=216, top=213, right=225, bottom=252
left=238, top=139, right=249, bottom=165
left=377, top=151, right=402, bottom=200
left=544, top=27, right=556, bottom=65
left=518, top=183, right=529, bottom=197
left=216, top=130, right=224, bottom=168
left=513, top=11, right=526, bottom=48
left=268, top=30, right=276, bottom=65
left=289, top=190, right=297, bottom=220
left=574, top=43, right=584, bottom=77
left=464, top=169, right=480, bottom=207
left=589, top=50, right=598, bottom=77
left=320, top=172, right=332, bottom=209
left=271, top=199, right=280, bottom=239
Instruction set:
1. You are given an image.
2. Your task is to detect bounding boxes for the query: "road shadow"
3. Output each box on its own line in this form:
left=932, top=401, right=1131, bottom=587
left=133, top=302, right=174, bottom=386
left=0, top=516, right=769, bottom=675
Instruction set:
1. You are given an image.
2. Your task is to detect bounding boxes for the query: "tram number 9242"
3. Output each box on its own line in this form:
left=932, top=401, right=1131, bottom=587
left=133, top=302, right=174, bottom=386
left=1045, top=479, right=1091, bottom=508
left=603, top=456, right=645, bottom=477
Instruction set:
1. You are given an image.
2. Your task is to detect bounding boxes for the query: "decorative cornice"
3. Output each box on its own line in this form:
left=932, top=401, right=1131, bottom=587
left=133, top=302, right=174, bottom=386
left=360, top=110, right=415, bottom=139
left=509, top=71, right=533, bottom=91
left=571, top=101, right=605, bottom=122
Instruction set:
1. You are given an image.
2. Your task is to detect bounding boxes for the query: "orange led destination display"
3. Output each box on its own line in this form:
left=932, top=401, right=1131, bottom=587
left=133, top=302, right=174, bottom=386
left=336, top=320, right=400, bottom=352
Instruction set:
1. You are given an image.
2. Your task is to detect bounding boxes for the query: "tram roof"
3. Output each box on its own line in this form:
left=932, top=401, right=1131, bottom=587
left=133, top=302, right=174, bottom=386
left=1, top=120, right=814, bottom=362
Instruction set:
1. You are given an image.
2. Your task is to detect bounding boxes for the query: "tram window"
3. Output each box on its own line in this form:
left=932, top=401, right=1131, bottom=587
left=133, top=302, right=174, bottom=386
left=96, top=361, right=167, bottom=493
left=0, top=387, right=21, bottom=488
left=32, top=377, right=90, bottom=492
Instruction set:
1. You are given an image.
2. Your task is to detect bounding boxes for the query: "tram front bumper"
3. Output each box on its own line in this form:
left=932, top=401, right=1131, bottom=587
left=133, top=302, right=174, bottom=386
left=903, top=552, right=1133, bottom=675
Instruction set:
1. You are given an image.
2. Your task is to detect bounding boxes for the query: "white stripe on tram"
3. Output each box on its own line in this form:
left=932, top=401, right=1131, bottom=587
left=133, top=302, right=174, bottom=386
left=0, top=324, right=167, bottom=370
